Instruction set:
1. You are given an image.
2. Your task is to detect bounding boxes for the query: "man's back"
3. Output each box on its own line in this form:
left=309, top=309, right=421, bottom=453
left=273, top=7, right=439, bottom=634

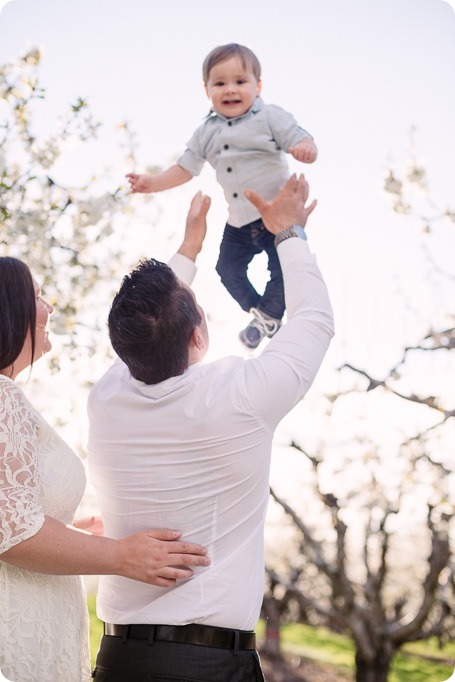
left=88, top=237, right=333, bottom=630
left=88, top=353, right=271, bottom=629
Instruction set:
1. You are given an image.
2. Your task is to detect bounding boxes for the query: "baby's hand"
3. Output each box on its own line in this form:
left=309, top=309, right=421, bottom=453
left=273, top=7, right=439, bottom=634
left=126, top=173, right=155, bottom=193
left=289, top=139, right=318, bottom=164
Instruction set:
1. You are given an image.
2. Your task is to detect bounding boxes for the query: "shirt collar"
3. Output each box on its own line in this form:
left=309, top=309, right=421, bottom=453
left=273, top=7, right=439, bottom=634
left=205, top=96, right=264, bottom=122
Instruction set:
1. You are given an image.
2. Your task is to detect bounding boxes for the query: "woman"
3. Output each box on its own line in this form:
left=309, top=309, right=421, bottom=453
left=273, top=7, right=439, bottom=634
left=0, top=257, right=210, bottom=681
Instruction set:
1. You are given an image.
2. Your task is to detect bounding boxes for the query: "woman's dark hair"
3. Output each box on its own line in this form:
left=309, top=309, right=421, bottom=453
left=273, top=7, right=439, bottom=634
left=108, top=259, right=202, bottom=385
left=0, top=257, right=36, bottom=373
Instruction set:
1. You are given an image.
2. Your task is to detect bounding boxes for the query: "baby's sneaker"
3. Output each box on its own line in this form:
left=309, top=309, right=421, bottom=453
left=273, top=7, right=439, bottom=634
left=239, top=308, right=281, bottom=349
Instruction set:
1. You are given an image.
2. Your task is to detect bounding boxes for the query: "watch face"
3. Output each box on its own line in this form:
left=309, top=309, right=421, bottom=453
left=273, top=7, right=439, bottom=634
left=292, top=225, right=307, bottom=239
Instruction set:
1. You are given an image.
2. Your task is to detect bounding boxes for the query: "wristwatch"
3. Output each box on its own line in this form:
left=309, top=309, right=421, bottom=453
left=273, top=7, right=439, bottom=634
left=274, top=224, right=307, bottom=247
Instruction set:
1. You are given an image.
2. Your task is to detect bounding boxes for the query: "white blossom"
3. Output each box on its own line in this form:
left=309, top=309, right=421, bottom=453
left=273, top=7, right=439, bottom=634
left=383, top=170, right=403, bottom=196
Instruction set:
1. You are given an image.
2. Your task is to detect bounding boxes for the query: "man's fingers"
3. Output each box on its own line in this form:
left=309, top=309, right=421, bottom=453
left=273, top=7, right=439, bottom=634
left=306, top=199, right=318, bottom=216
left=244, top=189, right=269, bottom=213
left=296, top=173, right=308, bottom=189
left=289, top=173, right=299, bottom=186
left=198, top=194, right=211, bottom=216
left=189, top=190, right=202, bottom=206
left=188, top=192, right=211, bottom=217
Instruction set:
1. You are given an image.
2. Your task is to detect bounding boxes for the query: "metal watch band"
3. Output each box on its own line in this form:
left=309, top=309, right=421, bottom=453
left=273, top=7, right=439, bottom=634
left=274, top=224, right=307, bottom=248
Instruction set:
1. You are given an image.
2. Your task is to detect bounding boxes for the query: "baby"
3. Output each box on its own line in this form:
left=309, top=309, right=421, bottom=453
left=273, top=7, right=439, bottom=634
left=127, top=43, right=317, bottom=349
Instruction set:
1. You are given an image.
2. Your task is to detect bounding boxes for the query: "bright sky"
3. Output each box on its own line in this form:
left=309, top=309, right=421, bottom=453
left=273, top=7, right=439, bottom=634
left=1, top=0, right=454, bottom=455
left=1, top=0, right=454, bottom=369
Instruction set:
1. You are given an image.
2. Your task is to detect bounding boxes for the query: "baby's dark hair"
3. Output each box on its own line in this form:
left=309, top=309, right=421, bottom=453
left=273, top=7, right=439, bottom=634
left=202, top=43, right=261, bottom=84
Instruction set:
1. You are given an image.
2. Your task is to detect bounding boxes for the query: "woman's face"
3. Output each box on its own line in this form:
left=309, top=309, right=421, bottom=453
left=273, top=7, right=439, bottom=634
left=31, top=278, right=54, bottom=361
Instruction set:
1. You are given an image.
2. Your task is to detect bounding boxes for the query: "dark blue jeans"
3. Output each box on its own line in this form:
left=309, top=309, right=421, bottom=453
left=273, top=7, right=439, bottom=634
left=215, top=219, right=285, bottom=320
left=91, top=634, right=265, bottom=681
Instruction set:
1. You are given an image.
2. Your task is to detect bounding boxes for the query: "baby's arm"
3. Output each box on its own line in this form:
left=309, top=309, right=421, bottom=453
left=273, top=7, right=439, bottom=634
left=289, top=138, right=318, bottom=163
left=265, top=104, right=318, bottom=164
left=126, top=164, right=193, bottom=194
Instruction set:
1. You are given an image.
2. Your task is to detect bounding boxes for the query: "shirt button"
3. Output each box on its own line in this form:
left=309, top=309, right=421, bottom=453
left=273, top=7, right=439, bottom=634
left=233, top=193, right=238, bottom=198
left=227, top=167, right=232, bottom=172
left=228, top=121, right=232, bottom=126
left=224, top=144, right=229, bottom=150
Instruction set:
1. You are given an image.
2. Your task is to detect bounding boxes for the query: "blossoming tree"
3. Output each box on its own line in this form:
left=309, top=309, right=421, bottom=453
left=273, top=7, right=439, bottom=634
left=263, top=151, right=455, bottom=682
left=0, top=48, right=157, bottom=444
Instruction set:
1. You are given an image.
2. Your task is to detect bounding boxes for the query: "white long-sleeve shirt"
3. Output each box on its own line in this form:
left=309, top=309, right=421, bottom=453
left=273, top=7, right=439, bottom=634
left=87, top=238, right=334, bottom=630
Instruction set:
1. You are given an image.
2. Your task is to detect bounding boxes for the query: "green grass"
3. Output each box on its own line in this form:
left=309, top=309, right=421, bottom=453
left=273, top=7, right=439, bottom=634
left=257, top=620, right=354, bottom=676
left=88, top=599, right=454, bottom=681
left=256, top=621, right=454, bottom=681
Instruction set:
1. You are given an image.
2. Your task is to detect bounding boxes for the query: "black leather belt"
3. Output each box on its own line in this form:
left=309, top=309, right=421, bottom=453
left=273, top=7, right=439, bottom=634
left=104, top=622, right=256, bottom=650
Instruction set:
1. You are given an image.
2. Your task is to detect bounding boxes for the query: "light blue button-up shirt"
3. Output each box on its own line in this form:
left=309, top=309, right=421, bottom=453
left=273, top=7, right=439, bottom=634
left=178, top=97, right=312, bottom=227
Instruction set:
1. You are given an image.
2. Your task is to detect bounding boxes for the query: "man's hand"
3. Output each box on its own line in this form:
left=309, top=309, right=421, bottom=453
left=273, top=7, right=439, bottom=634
left=126, top=173, right=155, bottom=193
left=244, top=174, right=317, bottom=235
left=289, top=138, right=318, bottom=163
left=177, top=191, right=211, bottom=262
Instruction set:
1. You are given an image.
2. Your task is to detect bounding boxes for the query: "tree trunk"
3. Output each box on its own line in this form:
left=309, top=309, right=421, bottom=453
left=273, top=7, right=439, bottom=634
left=355, top=647, right=394, bottom=682
left=262, top=596, right=281, bottom=657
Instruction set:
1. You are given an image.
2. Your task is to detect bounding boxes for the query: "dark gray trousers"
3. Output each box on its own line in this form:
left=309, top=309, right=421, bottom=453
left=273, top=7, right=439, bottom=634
left=91, top=634, right=266, bottom=682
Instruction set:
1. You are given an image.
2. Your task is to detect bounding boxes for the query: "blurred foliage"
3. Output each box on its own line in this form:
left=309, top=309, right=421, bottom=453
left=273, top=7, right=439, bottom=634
left=264, top=144, right=455, bottom=681
left=0, top=48, right=146, bottom=375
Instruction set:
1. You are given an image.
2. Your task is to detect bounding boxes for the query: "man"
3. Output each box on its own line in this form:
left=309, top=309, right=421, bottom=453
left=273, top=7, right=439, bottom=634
left=88, top=175, right=334, bottom=681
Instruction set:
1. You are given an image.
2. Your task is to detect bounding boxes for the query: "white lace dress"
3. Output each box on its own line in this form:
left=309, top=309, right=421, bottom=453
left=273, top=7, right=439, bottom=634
left=0, top=375, right=91, bottom=681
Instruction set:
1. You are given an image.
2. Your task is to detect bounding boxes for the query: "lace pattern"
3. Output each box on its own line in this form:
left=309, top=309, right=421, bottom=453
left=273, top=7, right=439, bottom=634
left=0, top=376, right=90, bottom=681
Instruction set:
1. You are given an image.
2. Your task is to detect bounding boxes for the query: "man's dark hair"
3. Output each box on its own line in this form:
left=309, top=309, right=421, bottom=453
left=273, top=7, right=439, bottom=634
left=0, top=257, right=36, bottom=373
left=108, top=259, right=202, bottom=385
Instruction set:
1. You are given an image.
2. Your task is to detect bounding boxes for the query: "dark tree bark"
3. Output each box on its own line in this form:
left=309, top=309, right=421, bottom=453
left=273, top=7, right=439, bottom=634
left=354, top=644, right=395, bottom=682
left=262, top=595, right=282, bottom=657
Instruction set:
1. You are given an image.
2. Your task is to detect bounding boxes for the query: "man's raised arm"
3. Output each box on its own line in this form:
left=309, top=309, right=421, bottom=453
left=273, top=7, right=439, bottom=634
left=243, top=174, right=334, bottom=428
left=167, top=192, right=211, bottom=285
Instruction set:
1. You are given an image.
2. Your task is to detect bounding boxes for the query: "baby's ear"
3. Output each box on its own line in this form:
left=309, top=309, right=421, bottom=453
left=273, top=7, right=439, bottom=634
left=256, top=80, right=262, bottom=95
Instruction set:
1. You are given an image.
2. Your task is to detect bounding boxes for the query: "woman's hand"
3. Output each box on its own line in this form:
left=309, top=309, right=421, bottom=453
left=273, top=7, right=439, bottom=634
left=116, top=529, right=211, bottom=587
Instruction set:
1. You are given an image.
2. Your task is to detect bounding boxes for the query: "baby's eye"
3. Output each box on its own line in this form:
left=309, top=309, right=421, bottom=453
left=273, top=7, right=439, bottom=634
left=237, top=79, right=247, bottom=85
left=214, top=81, right=224, bottom=87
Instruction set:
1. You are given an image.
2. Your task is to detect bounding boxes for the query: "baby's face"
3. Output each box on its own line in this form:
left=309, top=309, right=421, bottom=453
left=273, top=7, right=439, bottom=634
left=205, top=56, right=261, bottom=119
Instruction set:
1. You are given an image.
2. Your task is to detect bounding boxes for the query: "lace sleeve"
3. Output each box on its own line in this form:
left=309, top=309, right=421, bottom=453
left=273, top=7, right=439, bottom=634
left=0, top=378, right=45, bottom=553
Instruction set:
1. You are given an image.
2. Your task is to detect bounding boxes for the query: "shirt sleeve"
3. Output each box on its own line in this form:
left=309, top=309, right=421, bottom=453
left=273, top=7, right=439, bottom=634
left=266, top=104, right=313, bottom=152
left=167, top=252, right=197, bottom=286
left=0, top=380, right=45, bottom=553
left=177, top=125, right=207, bottom=177
left=244, top=239, right=334, bottom=430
